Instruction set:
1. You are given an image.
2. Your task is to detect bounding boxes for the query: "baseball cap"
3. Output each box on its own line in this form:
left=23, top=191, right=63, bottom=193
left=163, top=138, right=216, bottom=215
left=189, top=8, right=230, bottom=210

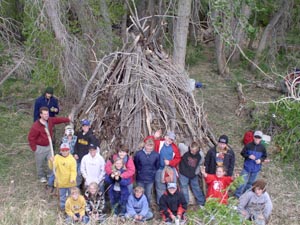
left=88, top=143, right=97, bottom=150
left=81, top=119, right=90, bottom=126
left=218, top=135, right=228, bottom=144
left=167, top=183, right=177, bottom=189
left=254, top=130, right=263, bottom=138
left=60, top=143, right=70, bottom=151
left=167, top=131, right=176, bottom=140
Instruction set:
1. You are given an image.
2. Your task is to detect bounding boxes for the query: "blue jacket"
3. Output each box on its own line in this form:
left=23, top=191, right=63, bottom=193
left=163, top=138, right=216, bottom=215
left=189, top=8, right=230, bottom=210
left=33, top=95, right=59, bottom=121
left=105, top=169, right=130, bottom=206
left=126, top=193, right=149, bottom=217
left=134, top=149, right=160, bottom=183
left=241, top=142, right=267, bottom=173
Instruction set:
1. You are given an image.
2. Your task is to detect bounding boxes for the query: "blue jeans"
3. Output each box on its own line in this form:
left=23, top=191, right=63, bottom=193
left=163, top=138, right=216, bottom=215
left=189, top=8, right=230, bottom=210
left=235, top=169, right=260, bottom=198
left=47, top=172, right=55, bottom=187
left=65, top=213, right=89, bottom=224
left=59, top=188, right=70, bottom=210
left=136, top=181, right=154, bottom=205
left=179, top=173, right=205, bottom=206
left=76, top=161, right=82, bottom=187
left=155, top=169, right=167, bottom=204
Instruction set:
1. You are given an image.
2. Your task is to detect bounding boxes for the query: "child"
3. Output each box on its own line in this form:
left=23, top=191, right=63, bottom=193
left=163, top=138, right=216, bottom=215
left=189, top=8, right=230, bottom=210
left=48, top=143, right=77, bottom=210
left=65, top=187, right=89, bottom=224
left=235, top=130, right=267, bottom=198
left=159, top=183, right=187, bottom=224
left=201, top=166, right=234, bottom=204
left=105, top=158, right=130, bottom=218
left=179, top=141, right=205, bottom=206
left=81, top=143, right=105, bottom=190
left=125, top=186, right=153, bottom=222
left=84, top=182, right=106, bottom=223
left=134, top=138, right=160, bottom=204
left=238, top=179, right=273, bottom=225
left=62, top=125, right=77, bottom=155
left=105, top=144, right=135, bottom=193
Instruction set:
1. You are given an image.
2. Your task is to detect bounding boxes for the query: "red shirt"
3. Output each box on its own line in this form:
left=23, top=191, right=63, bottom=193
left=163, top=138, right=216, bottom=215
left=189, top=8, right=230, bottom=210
left=28, top=117, right=70, bottom=151
left=205, top=174, right=233, bottom=204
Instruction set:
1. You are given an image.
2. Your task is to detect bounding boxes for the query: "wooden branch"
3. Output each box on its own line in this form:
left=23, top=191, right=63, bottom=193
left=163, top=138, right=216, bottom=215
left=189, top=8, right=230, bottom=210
left=0, top=56, right=24, bottom=87
left=235, top=82, right=247, bottom=117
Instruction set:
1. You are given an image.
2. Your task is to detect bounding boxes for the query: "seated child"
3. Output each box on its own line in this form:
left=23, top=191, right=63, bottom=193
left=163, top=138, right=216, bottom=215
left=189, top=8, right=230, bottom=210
left=201, top=165, right=235, bottom=204
left=105, top=157, right=130, bottom=218
left=238, top=179, right=273, bottom=225
left=159, top=183, right=187, bottom=224
left=65, top=187, right=89, bottom=224
left=84, top=182, right=106, bottom=223
left=125, top=186, right=153, bottom=222
left=48, top=143, right=77, bottom=210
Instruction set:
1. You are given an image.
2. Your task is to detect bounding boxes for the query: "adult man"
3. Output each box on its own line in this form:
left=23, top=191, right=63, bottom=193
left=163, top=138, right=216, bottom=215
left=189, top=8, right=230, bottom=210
left=235, top=130, right=267, bottom=198
left=154, top=131, right=181, bottom=204
left=33, top=86, right=59, bottom=121
left=28, top=106, right=71, bottom=183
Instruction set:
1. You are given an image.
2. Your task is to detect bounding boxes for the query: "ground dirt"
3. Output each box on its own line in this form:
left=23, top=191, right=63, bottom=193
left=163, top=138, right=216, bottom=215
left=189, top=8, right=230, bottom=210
left=0, top=50, right=300, bottom=224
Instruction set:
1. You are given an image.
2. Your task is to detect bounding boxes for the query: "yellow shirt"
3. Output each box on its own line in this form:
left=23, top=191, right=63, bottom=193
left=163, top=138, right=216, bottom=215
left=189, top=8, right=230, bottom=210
left=48, top=154, right=77, bottom=188
left=65, top=195, right=86, bottom=217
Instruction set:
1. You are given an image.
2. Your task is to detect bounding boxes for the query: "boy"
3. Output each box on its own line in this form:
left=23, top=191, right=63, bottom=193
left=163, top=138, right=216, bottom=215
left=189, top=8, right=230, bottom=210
left=84, top=182, right=106, bottom=223
left=134, top=138, right=160, bottom=204
left=65, top=187, right=89, bottom=224
left=238, top=179, right=273, bottom=225
left=81, top=143, right=105, bottom=190
left=48, top=143, right=77, bottom=210
left=179, top=141, right=205, bottom=206
left=235, top=130, right=267, bottom=198
left=159, top=183, right=187, bottom=224
left=125, top=186, right=153, bottom=222
left=201, top=166, right=234, bottom=204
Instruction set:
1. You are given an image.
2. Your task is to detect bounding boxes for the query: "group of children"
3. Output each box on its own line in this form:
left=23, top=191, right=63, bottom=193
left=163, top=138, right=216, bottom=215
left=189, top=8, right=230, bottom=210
left=33, top=114, right=272, bottom=225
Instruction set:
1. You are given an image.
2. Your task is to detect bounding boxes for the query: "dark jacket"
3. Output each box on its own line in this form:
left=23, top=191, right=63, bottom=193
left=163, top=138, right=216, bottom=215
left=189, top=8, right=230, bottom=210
left=74, top=130, right=98, bottom=162
left=28, top=117, right=70, bottom=151
left=105, top=169, right=130, bottom=207
left=204, top=146, right=235, bottom=176
left=159, top=189, right=187, bottom=219
left=33, top=95, right=59, bottom=121
left=134, top=149, right=160, bottom=183
left=179, top=150, right=201, bottom=178
left=241, top=142, right=267, bottom=173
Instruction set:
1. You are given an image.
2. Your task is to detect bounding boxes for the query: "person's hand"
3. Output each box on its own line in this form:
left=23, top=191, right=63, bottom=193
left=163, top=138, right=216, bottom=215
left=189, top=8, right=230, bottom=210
left=79, top=215, right=83, bottom=221
left=134, top=215, right=139, bottom=220
left=74, top=154, right=79, bottom=160
left=72, top=215, right=78, bottom=221
left=70, top=179, right=75, bottom=183
left=255, top=159, right=261, bottom=164
left=241, top=210, right=247, bottom=217
left=170, top=214, right=176, bottom=221
left=68, top=114, right=73, bottom=122
left=50, top=107, right=58, bottom=112
left=249, top=154, right=256, bottom=160
left=49, top=156, right=54, bottom=162
left=154, top=130, right=162, bottom=139
left=164, top=159, right=170, bottom=166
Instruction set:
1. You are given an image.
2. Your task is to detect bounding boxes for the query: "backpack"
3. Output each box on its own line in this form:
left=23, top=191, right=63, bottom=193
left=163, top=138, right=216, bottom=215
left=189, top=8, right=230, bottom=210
left=243, top=130, right=254, bottom=145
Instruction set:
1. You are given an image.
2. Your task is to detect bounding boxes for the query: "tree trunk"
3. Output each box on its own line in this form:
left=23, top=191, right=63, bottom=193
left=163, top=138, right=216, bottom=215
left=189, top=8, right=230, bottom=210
left=250, top=0, right=288, bottom=71
left=173, top=0, right=193, bottom=72
left=231, top=2, right=251, bottom=63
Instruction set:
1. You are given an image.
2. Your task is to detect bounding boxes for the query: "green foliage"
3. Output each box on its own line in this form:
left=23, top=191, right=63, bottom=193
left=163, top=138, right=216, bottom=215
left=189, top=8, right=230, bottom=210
left=186, top=44, right=207, bottom=66
left=188, top=177, right=247, bottom=225
left=252, top=100, right=300, bottom=165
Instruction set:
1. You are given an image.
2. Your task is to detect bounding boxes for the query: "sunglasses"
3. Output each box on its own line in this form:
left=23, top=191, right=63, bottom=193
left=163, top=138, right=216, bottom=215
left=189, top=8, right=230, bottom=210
left=254, top=136, right=262, bottom=139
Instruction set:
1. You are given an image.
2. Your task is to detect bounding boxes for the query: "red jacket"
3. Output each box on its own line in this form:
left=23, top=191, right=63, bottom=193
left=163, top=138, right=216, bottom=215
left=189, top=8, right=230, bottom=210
left=28, top=117, right=70, bottom=151
left=205, top=174, right=233, bottom=204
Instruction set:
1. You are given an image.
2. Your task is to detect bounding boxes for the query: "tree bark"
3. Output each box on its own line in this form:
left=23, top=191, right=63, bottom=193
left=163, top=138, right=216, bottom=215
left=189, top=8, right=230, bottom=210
left=250, top=0, right=288, bottom=71
left=173, top=0, right=192, bottom=72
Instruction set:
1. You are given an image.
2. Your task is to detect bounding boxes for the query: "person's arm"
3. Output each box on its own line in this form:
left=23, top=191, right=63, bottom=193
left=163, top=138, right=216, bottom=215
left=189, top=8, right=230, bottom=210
left=33, top=99, right=40, bottom=121
left=65, top=198, right=74, bottom=217
left=80, top=157, right=87, bottom=180
left=263, top=192, right=273, bottom=220
left=28, top=127, right=38, bottom=151
left=98, top=157, right=106, bottom=183
left=237, top=191, right=251, bottom=218
left=126, top=195, right=137, bottom=217
left=169, top=144, right=181, bottom=167
left=139, top=196, right=150, bottom=217
left=104, top=159, right=113, bottom=175
left=227, top=150, right=235, bottom=176
left=79, top=196, right=86, bottom=217
left=204, top=149, right=212, bottom=173
left=240, top=145, right=250, bottom=159
left=70, top=158, right=77, bottom=183
left=53, top=97, right=59, bottom=115
left=159, top=195, right=173, bottom=219
left=260, top=146, right=268, bottom=162
left=120, top=157, right=135, bottom=179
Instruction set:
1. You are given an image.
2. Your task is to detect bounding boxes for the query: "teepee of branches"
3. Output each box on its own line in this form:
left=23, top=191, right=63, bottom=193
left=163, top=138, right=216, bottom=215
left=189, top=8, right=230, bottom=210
left=72, top=16, right=216, bottom=154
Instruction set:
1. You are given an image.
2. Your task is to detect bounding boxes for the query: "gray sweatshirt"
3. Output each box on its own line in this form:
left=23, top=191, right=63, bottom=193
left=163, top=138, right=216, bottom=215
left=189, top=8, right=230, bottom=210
left=238, top=190, right=273, bottom=221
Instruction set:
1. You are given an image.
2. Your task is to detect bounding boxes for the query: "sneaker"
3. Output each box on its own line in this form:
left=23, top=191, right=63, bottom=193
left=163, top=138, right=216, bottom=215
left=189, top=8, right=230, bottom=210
left=40, top=177, right=47, bottom=183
